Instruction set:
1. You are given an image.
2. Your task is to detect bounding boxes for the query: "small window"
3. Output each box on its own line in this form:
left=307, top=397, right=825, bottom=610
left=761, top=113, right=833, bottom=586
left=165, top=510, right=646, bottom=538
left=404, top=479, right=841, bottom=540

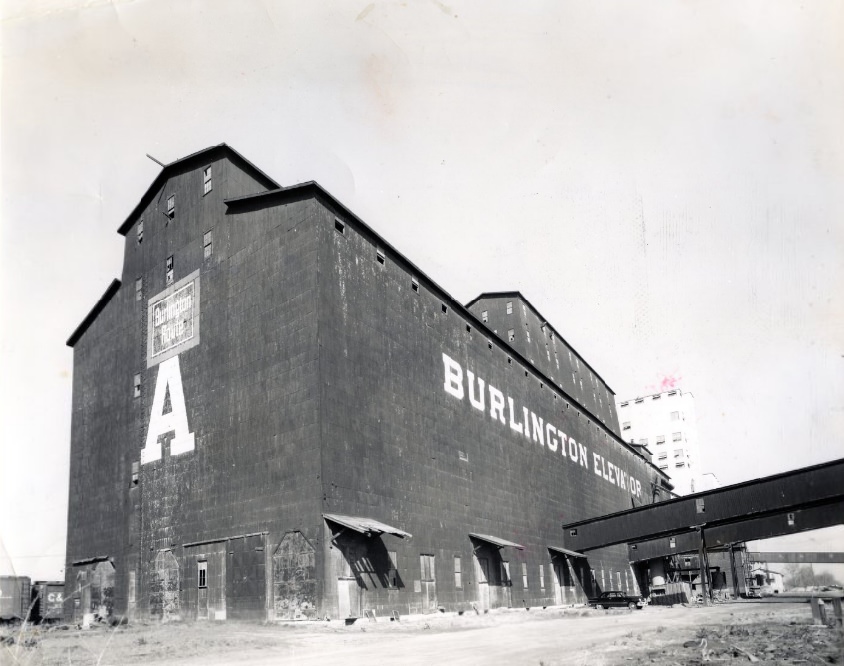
left=466, top=324, right=471, bottom=334
left=508, top=329, right=515, bottom=342
left=506, top=301, right=513, bottom=315
left=454, top=556, right=462, bottom=589
left=376, top=247, right=385, bottom=265
left=656, top=436, right=665, bottom=444
left=203, top=230, right=213, bottom=259
left=634, top=397, right=644, bottom=404
left=197, top=561, right=207, bottom=588
left=507, top=356, right=512, bottom=364
left=166, top=195, right=175, bottom=219
left=500, top=561, right=510, bottom=584
left=675, top=461, right=685, bottom=468
left=539, top=564, right=545, bottom=589
left=131, top=461, right=139, bottom=486
left=521, top=562, right=528, bottom=589
left=672, top=432, right=682, bottom=442
left=622, top=422, right=631, bottom=430
left=137, top=219, right=144, bottom=244
left=674, top=448, right=683, bottom=457
left=133, top=373, right=141, bottom=398
left=658, top=452, right=667, bottom=460
left=135, top=278, right=143, bottom=301
left=441, top=303, right=448, bottom=314
left=638, top=438, right=648, bottom=446
left=652, top=394, right=661, bottom=400
left=659, top=464, right=668, bottom=470
left=203, top=166, right=212, bottom=195
left=411, top=277, right=419, bottom=293
left=481, top=310, right=488, bottom=323
left=488, top=340, right=493, bottom=350
left=670, top=411, right=680, bottom=421
left=166, top=255, right=174, bottom=285
left=620, top=401, right=628, bottom=407
left=334, top=218, right=345, bottom=234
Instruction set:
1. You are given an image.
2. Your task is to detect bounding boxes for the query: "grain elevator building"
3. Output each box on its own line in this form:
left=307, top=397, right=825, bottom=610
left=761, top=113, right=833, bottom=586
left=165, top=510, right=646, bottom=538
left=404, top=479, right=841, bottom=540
left=64, top=145, right=670, bottom=623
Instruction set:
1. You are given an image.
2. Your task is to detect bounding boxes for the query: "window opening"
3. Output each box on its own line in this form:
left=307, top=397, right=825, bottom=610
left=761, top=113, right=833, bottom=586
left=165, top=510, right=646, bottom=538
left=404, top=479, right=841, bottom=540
left=521, top=562, right=528, bottom=589
left=411, top=277, right=419, bottom=292
left=539, top=564, right=545, bottom=589
left=454, top=556, right=462, bottom=589
left=135, top=278, right=143, bottom=301
left=508, top=329, right=515, bottom=342
left=166, top=195, right=175, bottom=219
left=137, top=219, right=144, bottom=244
left=420, top=554, right=435, bottom=581
left=506, top=301, right=513, bottom=315
left=376, top=247, right=385, bottom=265
left=334, top=218, right=345, bottom=234
left=203, top=230, right=213, bottom=259
left=387, top=551, right=398, bottom=588
left=481, top=310, right=488, bottom=323
left=203, top=166, right=212, bottom=195
left=133, top=373, right=141, bottom=398
left=441, top=303, right=448, bottom=314
left=166, top=255, right=174, bottom=285
left=197, top=561, right=207, bottom=588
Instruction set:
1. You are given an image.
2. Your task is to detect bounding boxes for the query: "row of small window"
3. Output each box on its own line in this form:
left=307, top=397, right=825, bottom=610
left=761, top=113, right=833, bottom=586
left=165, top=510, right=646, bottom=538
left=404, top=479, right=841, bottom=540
left=622, top=428, right=684, bottom=444
left=619, top=391, right=679, bottom=407
left=136, top=167, right=212, bottom=244
left=134, top=233, right=213, bottom=300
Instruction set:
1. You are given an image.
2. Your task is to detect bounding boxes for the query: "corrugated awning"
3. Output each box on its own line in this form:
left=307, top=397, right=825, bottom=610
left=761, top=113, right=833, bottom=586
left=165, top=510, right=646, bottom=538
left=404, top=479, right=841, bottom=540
left=469, top=533, right=525, bottom=550
left=323, top=514, right=412, bottom=539
left=548, top=545, right=587, bottom=558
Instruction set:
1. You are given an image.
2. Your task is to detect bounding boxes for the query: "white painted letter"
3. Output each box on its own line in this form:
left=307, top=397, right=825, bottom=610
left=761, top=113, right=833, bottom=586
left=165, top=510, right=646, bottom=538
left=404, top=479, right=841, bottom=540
left=593, top=452, right=603, bottom=476
left=489, top=385, right=506, bottom=424
left=546, top=423, right=558, bottom=452
left=142, top=356, right=195, bottom=464
left=442, top=353, right=464, bottom=400
left=531, top=413, right=545, bottom=446
left=467, top=370, right=485, bottom=411
left=579, top=443, right=589, bottom=468
left=508, top=397, right=523, bottom=435
left=568, top=437, right=578, bottom=461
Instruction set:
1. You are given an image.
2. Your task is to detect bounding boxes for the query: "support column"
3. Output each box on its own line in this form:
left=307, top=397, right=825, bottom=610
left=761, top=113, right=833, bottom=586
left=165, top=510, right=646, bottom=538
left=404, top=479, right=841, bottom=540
left=697, top=528, right=709, bottom=606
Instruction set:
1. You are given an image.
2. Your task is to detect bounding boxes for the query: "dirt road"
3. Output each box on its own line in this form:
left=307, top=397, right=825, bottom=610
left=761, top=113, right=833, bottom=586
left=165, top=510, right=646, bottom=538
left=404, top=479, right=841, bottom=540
left=4, top=601, right=842, bottom=665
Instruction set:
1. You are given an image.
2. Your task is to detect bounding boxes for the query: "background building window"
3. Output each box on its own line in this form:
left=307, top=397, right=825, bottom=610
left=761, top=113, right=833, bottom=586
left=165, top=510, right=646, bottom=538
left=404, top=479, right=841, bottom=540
left=670, top=411, right=680, bottom=420
left=672, top=432, right=682, bottom=442
left=656, top=435, right=665, bottom=445
left=622, top=422, right=631, bottom=430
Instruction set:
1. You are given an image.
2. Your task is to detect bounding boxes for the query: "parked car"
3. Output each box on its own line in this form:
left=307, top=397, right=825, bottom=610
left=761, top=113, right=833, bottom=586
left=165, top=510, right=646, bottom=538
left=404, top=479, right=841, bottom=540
left=589, top=591, right=644, bottom=610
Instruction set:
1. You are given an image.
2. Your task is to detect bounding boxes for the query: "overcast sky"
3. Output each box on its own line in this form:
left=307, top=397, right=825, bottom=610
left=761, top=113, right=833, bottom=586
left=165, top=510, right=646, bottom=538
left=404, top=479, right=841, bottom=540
left=2, top=0, right=842, bottom=582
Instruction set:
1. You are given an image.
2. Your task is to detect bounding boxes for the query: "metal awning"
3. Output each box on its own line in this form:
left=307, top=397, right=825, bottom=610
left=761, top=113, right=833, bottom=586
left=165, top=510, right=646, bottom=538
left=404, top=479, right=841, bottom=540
left=548, top=545, right=587, bottom=559
left=469, top=533, right=525, bottom=550
left=323, top=514, right=412, bottom=539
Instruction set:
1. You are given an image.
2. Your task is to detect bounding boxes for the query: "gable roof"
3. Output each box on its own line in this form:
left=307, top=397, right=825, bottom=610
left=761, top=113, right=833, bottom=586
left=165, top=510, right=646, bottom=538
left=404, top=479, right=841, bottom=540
left=116, top=144, right=280, bottom=236
left=66, top=279, right=121, bottom=347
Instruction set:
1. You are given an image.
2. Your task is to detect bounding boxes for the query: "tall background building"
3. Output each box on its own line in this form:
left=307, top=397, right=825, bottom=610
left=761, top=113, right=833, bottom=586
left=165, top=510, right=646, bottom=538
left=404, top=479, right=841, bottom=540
left=617, top=389, right=702, bottom=496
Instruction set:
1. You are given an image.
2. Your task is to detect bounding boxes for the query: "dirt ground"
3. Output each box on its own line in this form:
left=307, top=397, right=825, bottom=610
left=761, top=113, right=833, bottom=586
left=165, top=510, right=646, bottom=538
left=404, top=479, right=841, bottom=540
left=2, top=601, right=842, bottom=666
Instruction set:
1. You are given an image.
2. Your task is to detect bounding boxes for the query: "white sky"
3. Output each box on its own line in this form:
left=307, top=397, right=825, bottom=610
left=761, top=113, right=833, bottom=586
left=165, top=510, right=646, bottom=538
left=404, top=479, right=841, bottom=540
left=2, top=0, right=843, bottom=582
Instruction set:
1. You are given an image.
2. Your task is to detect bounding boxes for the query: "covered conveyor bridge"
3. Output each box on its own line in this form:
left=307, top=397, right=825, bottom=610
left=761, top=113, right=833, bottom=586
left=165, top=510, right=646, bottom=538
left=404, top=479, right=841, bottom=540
left=562, top=458, right=844, bottom=552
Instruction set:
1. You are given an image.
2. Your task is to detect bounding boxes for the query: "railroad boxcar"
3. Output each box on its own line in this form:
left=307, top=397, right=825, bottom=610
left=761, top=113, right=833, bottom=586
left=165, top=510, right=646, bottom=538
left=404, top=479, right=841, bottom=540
left=31, top=581, right=65, bottom=622
left=0, top=576, right=32, bottom=622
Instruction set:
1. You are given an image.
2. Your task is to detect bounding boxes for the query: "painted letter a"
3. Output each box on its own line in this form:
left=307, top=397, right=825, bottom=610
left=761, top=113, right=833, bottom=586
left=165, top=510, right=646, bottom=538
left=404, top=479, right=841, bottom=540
left=141, top=355, right=195, bottom=464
